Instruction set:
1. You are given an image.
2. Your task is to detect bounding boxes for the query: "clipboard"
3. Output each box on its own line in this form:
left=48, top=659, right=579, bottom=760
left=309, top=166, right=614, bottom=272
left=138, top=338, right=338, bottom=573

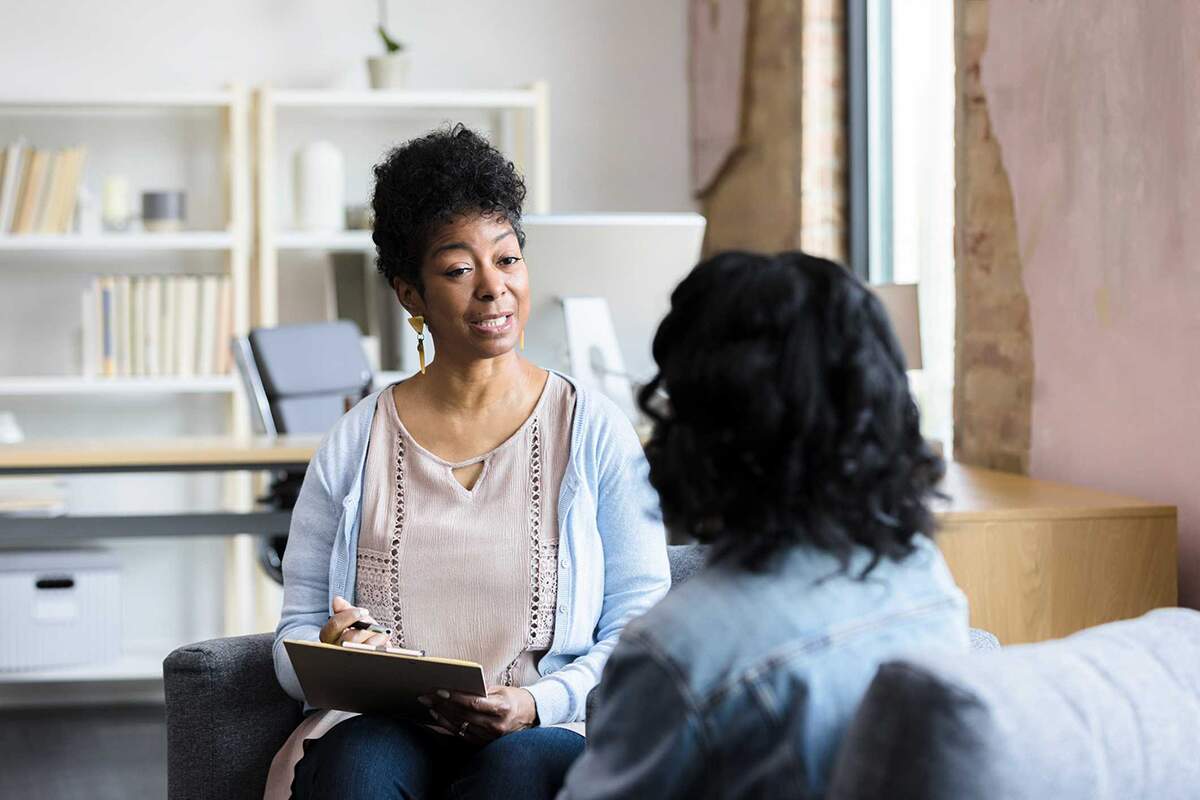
left=284, top=639, right=487, bottom=717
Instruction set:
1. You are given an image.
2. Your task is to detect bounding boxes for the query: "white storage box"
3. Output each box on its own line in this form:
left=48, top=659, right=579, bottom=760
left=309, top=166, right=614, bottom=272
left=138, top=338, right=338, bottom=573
left=0, top=549, right=121, bottom=672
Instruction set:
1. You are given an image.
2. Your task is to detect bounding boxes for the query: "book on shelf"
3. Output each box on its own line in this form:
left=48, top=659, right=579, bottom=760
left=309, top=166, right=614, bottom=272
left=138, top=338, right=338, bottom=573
left=114, top=275, right=131, bottom=377
left=175, top=277, right=199, bottom=377
left=214, top=274, right=234, bottom=375
left=130, top=277, right=145, bottom=377
left=82, top=273, right=235, bottom=381
left=161, top=275, right=178, bottom=376
left=0, top=139, right=27, bottom=233
left=39, top=147, right=86, bottom=235
left=197, top=275, right=220, bottom=376
left=144, top=276, right=162, bottom=378
left=58, top=148, right=86, bottom=233
left=11, top=148, right=49, bottom=234
left=34, top=150, right=64, bottom=234
left=1, top=143, right=87, bottom=235
left=98, top=276, right=116, bottom=377
left=80, top=283, right=99, bottom=378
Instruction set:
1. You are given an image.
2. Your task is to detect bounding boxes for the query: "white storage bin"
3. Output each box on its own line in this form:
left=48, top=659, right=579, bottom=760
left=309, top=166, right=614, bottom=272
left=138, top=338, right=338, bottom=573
left=0, top=549, right=121, bottom=672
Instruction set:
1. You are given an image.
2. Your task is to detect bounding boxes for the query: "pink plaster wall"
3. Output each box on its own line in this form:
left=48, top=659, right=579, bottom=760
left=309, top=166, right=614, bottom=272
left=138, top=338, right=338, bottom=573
left=981, top=0, right=1200, bottom=607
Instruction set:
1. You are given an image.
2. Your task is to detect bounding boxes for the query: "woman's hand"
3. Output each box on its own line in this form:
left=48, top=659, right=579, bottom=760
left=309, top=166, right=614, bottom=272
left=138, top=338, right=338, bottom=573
left=419, top=686, right=538, bottom=743
left=319, top=595, right=389, bottom=647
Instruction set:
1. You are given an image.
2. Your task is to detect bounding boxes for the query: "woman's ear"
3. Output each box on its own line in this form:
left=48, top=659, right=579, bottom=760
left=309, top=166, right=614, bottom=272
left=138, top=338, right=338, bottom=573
left=393, top=277, right=425, bottom=318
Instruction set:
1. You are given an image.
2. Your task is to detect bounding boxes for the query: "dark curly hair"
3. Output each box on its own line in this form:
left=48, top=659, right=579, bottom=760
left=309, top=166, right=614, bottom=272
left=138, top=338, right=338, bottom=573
left=637, top=250, right=945, bottom=574
left=371, top=124, right=527, bottom=291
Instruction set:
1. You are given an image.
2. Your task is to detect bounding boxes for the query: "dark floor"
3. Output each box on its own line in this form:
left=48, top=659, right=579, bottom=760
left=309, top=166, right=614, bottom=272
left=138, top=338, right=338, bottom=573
left=0, top=704, right=166, bottom=799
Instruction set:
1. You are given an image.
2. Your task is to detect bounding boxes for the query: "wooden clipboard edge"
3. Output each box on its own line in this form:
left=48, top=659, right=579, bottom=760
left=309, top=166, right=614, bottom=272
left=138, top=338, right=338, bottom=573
left=284, top=638, right=486, bottom=671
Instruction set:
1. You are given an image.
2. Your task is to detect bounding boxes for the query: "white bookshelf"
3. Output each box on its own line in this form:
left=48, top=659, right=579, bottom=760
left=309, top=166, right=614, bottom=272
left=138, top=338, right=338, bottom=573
left=0, top=631, right=221, bottom=685
left=0, top=88, right=252, bottom=377
left=0, top=92, right=235, bottom=115
left=271, top=88, right=541, bottom=110
left=0, top=376, right=237, bottom=396
left=0, top=88, right=257, bottom=690
left=254, top=82, right=550, bottom=328
left=0, top=646, right=171, bottom=684
left=0, top=231, right=235, bottom=252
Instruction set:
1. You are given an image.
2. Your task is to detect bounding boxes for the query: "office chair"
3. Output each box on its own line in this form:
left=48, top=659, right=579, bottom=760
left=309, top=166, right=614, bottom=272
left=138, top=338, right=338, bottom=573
left=233, top=321, right=374, bottom=583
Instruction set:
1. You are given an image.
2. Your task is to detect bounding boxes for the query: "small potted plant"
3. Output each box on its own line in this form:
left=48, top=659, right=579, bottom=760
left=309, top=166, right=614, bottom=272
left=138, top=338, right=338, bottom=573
left=367, top=0, right=409, bottom=89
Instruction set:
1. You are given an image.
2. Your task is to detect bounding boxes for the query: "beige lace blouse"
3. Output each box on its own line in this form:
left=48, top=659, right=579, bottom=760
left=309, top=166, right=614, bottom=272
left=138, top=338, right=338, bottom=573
left=355, top=370, right=574, bottom=686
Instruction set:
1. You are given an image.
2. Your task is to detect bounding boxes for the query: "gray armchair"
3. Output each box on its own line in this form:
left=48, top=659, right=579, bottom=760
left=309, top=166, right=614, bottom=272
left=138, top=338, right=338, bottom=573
left=164, top=545, right=710, bottom=799
left=164, top=544, right=999, bottom=799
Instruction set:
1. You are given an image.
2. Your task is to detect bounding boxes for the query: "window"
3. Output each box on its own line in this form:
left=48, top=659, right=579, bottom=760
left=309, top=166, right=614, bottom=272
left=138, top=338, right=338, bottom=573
left=849, top=0, right=956, bottom=450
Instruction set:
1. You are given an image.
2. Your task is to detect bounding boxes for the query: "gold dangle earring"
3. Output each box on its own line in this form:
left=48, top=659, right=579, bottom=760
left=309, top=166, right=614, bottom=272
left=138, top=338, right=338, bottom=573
left=520, top=324, right=525, bottom=351
left=408, top=315, right=426, bottom=374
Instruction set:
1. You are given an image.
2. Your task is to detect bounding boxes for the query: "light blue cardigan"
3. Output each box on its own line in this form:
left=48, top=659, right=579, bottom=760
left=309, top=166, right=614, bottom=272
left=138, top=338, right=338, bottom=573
left=273, top=372, right=671, bottom=726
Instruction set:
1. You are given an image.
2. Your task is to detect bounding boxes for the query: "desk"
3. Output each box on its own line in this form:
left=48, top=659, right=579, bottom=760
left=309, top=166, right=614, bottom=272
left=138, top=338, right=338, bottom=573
left=935, top=463, right=1178, bottom=645
left=1, top=442, right=1178, bottom=645
left=0, top=435, right=320, bottom=543
left=0, top=435, right=318, bottom=475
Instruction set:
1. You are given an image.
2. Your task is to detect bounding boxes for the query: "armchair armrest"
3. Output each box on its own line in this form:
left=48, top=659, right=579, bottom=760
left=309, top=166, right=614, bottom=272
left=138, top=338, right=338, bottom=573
left=163, top=633, right=303, bottom=800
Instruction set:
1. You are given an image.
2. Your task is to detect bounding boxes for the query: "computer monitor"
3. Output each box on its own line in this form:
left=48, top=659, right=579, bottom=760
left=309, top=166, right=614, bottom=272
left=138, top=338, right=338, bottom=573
left=518, top=213, right=706, bottom=386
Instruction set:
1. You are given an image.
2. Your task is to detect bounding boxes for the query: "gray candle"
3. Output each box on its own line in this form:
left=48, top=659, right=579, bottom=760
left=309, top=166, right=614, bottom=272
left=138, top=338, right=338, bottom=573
left=142, top=191, right=186, bottom=233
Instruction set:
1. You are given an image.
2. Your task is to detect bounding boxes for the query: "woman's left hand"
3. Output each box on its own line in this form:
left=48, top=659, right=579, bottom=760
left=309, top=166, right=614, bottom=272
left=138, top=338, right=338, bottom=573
left=419, top=685, right=538, bottom=743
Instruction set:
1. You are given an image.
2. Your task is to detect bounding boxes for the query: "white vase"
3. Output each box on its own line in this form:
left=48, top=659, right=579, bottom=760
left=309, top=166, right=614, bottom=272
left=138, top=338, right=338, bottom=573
left=368, top=53, right=410, bottom=89
left=293, top=141, right=345, bottom=232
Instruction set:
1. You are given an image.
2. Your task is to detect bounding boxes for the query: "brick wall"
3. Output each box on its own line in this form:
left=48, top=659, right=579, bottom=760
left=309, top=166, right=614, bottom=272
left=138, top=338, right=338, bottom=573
left=952, top=0, right=1033, bottom=472
left=798, top=0, right=846, bottom=263
left=698, top=0, right=846, bottom=262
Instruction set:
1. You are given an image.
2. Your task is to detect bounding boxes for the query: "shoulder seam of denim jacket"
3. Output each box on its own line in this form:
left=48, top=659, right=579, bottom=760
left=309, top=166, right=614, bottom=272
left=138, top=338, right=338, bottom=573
left=622, top=628, right=715, bottom=754
left=704, top=595, right=964, bottom=708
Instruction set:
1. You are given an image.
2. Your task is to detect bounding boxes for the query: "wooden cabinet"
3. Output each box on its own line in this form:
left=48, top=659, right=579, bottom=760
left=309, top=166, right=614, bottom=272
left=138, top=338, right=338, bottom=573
left=935, top=463, right=1178, bottom=645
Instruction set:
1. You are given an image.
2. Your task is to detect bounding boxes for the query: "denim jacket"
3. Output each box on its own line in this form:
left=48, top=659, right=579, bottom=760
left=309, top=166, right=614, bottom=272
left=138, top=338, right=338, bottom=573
left=272, top=371, right=671, bottom=725
left=559, top=535, right=969, bottom=799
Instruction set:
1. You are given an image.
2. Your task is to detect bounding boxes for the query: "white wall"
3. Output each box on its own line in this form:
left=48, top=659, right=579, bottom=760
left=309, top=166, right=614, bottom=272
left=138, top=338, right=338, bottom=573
left=0, top=0, right=693, bottom=212
left=0, top=0, right=692, bottom=700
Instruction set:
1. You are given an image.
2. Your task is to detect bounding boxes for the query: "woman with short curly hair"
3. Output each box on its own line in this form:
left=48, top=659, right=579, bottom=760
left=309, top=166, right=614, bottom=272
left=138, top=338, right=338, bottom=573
left=264, top=125, right=670, bottom=799
left=559, top=251, right=970, bottom=799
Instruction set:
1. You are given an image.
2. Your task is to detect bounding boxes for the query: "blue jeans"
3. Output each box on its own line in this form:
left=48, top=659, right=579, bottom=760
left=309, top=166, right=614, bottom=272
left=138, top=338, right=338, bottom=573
left=291, top=714, right=585, bottom=800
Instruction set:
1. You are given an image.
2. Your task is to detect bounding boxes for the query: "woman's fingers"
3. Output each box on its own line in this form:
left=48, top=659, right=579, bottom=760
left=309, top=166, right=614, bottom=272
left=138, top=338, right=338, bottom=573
left=426, top=706, right=499, bottom=742
left=425, top=697, right=508, bottom=738
left=336, top=627, right=378, bottom=645
left=338, top=630, right=389, bottom=647
left=318, top=602, right=376, bottom=644
left=444, top=689, right=509, bottom=716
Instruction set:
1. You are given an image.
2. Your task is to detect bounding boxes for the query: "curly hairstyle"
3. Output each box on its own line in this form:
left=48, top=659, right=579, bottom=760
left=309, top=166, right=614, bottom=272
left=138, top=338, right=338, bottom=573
left=371, top=123, right=527, bottom=291
left=637, top=250, right=945, bottom=574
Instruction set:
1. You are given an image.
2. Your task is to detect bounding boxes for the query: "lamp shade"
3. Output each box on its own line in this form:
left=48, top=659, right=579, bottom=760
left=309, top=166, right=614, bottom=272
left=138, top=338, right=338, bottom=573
left=871, top=283, right=923, bottom=370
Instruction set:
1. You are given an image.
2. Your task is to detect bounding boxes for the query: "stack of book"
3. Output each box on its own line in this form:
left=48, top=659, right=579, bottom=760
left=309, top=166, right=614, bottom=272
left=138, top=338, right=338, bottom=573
left=83, top=274, right=235, bottom=378
left=0, top=139, right=88, bottom=235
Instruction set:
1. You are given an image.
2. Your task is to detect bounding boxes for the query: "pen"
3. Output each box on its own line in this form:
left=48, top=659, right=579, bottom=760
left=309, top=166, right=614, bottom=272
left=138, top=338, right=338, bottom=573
left=348, top=619, right=392, bottom=636
left=342, top=640, right=427, bottom=657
